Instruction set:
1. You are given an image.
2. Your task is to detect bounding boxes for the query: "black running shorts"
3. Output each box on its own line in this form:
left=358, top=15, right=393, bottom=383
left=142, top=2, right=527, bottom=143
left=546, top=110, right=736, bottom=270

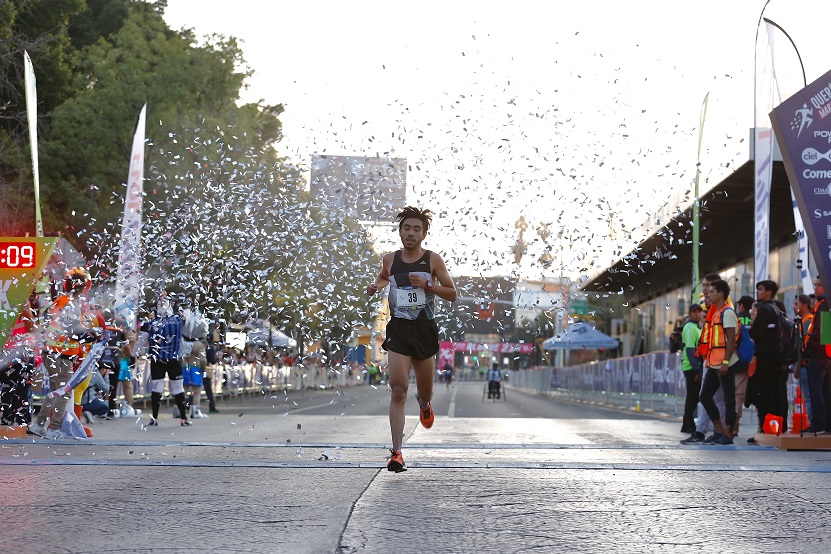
left=150, top=359, right=183, bottom=381
left=382, top=318, right=439, bottom=360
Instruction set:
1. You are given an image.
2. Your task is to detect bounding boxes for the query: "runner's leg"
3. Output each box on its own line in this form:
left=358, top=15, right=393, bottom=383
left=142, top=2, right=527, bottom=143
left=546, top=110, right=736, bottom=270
left=413, top=356, right=435, bottom=407
left=387, top=351, right=411, bottom=451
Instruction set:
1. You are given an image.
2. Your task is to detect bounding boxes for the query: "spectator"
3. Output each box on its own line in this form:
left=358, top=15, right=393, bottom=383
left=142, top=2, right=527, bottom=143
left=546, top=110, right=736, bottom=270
left=698, top=279, right=738, bottom=445
left=680, top=304, right=704, bottom=434
left=181, top=308, right=209, bottom=419
left=748, top=279, right=787, bottom=440
left=794, top=293, right=813, bottom=422
left=99, top=309, right=127, bottom=417
left=117, top=333, right=137, bottom=415
left=204, top=323, right=221, bottom=413
left=1, top=298, right=38, bottom=426
left=803, top=277, right=831, bottom=434
left=30, top=268, right=102, bottom=439
left=732, top=295, right=755, bottom=438
left=145, top=292, right=191, bottom=428
left=682, top=273, right=727, bottom=444
left=81, top=366, right=111, bottom=420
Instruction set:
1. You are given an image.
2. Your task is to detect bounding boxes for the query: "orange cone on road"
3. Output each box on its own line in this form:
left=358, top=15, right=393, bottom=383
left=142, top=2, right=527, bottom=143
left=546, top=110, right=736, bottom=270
left=791, top=386, right=809, bottom=434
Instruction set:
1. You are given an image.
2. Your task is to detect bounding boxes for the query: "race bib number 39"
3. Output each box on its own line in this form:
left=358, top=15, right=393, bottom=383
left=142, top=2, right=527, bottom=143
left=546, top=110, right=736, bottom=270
left=396, top=287, right=426, bottom=311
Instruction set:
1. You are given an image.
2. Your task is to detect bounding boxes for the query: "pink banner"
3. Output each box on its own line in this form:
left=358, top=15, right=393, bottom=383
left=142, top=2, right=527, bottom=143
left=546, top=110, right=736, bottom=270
left=439, top=341, right=535, bottom=354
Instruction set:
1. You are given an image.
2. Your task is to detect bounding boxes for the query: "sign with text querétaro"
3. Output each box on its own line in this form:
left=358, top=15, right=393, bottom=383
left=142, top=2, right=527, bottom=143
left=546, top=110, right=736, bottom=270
left=771, top=69, right=831, bottom=289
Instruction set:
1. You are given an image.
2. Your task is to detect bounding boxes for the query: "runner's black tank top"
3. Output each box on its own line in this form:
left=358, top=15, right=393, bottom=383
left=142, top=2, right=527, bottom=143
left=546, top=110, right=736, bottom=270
left=388, top=250, right=435, bottom=320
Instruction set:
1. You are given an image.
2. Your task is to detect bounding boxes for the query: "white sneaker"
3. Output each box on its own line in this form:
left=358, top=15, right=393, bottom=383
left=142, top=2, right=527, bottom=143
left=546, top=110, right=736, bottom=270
left=28, top=421, right=47, bottom=437
left=45, top=428, right=72, bottom=440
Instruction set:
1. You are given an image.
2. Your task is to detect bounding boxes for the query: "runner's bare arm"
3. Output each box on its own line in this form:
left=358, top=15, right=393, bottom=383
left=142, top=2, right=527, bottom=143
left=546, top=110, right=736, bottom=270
left=366, top=254, right=392, bottom=295
left=428, top=252, right=457, bottom=302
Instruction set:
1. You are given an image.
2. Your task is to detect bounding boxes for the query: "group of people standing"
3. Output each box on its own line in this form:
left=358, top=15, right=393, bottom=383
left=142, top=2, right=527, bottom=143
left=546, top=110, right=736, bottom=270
left=0, top=264, right=230, bottom=438
left=678, top=272, right=831, bottom=445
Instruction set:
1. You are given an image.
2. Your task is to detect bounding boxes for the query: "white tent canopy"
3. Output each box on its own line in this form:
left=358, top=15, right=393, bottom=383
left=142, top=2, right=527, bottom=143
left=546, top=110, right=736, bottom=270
left=247, top=329, right=296, bottom=348
left=242, top=319, right=297, bottom=348
left=542, top=322, right=619, bottom=350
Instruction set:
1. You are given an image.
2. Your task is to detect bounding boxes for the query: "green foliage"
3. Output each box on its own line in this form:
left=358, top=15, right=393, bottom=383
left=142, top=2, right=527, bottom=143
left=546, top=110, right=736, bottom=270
left=0, top=0, right=380, bottom=344
left=0, top=0, right=84, bottom=234
left=41, top=6, right=269, bottom=239
left=67, top=0, right=131, bottom=49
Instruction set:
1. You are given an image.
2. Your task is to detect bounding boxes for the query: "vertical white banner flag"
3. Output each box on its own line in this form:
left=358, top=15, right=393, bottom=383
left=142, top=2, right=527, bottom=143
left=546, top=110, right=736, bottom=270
left=791, top=189, right=813, bottom=294
left=23, top=51, right=43, bottom=237
left=753, top=24, right=778, bottom=284
left=114, top=104, right=147, bottom=331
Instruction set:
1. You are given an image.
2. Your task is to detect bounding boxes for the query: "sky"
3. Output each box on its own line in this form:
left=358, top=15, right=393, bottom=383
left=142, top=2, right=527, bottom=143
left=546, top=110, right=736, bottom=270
left=162, top=0, right=828, bottom=284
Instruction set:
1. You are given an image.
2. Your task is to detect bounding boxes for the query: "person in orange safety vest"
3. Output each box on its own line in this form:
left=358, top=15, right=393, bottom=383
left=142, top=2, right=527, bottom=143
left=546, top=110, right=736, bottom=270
left=29, top=268, right=102, bottom=439
left=697, top=279, right=739, bottom=445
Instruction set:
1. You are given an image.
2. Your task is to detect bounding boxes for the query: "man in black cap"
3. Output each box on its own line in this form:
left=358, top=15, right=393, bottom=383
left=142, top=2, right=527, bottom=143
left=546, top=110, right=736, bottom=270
left=680, top=304, right=704, bottom=434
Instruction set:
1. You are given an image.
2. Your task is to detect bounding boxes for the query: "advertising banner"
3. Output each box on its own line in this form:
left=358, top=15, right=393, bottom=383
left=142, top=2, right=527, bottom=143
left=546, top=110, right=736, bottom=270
left=792, top=189, right=814, bottom=293
left=439, top=341, right=535, bottom=354
left=753, top=24, right=778, bottom=284
left=754, top=127, right=774, bottom=283
left=0, top=237, right=58, bottom=347
left=113, top=104, right=146, bottom=331
left=770, top=68, right=831, bottom=289
left=24, top=52, right=43, bottom=237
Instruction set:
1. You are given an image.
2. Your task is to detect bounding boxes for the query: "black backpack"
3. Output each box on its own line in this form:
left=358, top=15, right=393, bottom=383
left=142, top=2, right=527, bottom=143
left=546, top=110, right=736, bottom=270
left=772, top=306, right=800, bottom=366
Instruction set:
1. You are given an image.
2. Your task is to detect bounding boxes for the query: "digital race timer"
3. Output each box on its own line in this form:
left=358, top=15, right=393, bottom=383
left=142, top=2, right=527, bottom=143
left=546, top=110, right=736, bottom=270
left=0, top=241, right=36, bottom=268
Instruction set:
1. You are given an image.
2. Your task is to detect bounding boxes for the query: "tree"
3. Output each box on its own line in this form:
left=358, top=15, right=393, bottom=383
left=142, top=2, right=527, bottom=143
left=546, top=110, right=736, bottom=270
left=0, top=0, right=85, bottom=235
left=3, top=0, right=381, bottom=346
left=40, top=5, right=278, bottom=243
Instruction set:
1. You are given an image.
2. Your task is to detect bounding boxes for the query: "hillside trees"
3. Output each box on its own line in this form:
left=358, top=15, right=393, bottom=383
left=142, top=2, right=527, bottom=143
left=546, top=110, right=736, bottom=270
left=1, top=0, right=380, bottom=343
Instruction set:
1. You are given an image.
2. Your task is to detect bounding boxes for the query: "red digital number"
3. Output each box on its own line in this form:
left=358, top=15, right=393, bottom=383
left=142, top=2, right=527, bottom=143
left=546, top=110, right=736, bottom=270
left=0, top=242, right=37, bottom=269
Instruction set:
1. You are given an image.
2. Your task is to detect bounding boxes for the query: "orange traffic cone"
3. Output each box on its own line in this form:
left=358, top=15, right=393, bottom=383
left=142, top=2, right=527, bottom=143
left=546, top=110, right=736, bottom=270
left=74, top=405, right=93, bottom=438
left=791, top=386, right=809, bottom=434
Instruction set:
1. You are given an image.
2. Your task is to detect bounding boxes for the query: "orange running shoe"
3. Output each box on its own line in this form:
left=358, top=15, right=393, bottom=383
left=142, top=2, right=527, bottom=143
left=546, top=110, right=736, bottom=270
left=418, top=396, right=434, bottom=429
left=387, top=449, right=406, bottom=472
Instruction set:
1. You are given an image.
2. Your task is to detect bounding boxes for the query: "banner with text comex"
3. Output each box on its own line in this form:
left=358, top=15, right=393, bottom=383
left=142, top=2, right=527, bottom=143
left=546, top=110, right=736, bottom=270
left=0, top=237, right=57, bottom=347
left=771, top=67, right=831, bottom=343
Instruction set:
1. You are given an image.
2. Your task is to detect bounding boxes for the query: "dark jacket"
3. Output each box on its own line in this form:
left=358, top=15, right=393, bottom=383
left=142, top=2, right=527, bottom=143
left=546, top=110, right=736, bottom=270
left=750, top=300, right=779, bottom=356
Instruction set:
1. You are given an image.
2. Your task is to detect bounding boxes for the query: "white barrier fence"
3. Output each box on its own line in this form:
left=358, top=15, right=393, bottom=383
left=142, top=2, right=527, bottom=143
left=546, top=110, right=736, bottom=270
left=119, top=359, right=371, bottom=405
left=512, top=351, right=797, bottom=418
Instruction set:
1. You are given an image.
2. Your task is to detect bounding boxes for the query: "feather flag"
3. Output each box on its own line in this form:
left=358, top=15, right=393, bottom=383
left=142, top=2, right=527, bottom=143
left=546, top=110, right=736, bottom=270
left=113, top=104, right=147, bottom=331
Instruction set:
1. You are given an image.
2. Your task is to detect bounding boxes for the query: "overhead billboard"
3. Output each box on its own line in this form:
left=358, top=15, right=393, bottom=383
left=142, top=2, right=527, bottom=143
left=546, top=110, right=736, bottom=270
left=310, top=155, right=407, bottom=222
left=771, top=68, right=831, bottom=288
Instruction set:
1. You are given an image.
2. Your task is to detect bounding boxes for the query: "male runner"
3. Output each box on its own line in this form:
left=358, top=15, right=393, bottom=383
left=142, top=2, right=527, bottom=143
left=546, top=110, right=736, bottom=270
left=367, top=207, right=457, bottom=472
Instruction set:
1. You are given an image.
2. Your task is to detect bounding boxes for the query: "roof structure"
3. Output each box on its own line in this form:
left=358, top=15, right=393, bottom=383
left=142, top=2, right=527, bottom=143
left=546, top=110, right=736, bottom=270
left=583, top=160, right=795, bottom=305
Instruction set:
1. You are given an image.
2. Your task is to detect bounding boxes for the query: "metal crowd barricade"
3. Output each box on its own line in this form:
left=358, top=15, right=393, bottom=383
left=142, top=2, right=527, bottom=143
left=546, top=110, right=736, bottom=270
left=124, top=358, right=370, bottom=410
left=513, top=352, right=796, bottom=419
left=31, top=355, right=375, bottom=416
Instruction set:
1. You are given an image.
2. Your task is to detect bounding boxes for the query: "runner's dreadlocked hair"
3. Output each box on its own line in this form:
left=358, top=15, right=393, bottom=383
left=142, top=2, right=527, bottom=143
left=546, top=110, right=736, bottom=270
left=396, top=206, right=433, bottom=233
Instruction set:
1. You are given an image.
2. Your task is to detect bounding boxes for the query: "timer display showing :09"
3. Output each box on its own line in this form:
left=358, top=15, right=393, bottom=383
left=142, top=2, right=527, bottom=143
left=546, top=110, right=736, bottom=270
left=0, top=242, right=36, bottom=268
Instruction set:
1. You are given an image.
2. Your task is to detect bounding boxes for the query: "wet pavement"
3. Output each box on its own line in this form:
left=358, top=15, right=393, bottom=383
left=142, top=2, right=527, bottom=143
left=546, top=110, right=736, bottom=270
left=1, top=382, right=829, bottom=553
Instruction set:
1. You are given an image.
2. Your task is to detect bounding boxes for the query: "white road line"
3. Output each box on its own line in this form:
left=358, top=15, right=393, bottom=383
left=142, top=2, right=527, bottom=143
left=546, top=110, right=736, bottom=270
left=2, top=458, right=831, bottom=473
left=448, top=385, right=458, bottom=418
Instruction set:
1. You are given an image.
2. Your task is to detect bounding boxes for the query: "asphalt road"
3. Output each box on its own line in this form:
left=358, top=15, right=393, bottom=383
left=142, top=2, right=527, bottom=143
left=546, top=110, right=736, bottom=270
left=1, top=381, right=829, bottom=553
